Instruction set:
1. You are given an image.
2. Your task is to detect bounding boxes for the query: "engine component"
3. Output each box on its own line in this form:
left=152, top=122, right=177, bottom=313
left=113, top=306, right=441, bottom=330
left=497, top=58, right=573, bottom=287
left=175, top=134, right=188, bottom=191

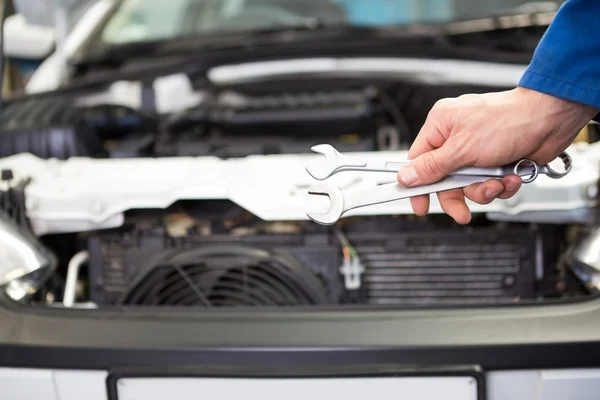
left=63, top=250, right=90, bottom=307
left=335, top=228, right=365, bottom=290
left=568, top=226, right=600, bottom=291
left=213, top=89, right=373, bottom=133
left=0, top=96, right=157, bottom=160
left=0, top=168, right=29, bottom=229
left=154, top=87, right=377, bottom=157
left=353, top=227, right=539, bottom=306
left=0, top=96, right=104, bottom=159
left=87, top=224, right=337, bottom=306
left=158, top=131, right=373, bottom=158
left=0, top=141, right=597, bottom=236
left=117, top=246, right=329, bottom=307
left=0, top=124, right=103, bottom=160
left=87, top=217, right=541, bottom=307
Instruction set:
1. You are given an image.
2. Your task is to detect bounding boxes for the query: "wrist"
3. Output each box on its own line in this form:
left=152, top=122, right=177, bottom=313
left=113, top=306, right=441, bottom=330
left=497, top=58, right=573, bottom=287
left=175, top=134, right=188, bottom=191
left=515, top=86, right=599, bottom=121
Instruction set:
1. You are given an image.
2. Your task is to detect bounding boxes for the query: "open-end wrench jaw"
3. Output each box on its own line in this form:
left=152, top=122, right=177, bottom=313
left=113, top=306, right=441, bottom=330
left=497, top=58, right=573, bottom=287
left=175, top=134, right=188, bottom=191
left=306, top=184, right=344, bottom=225
left=305, top=144, right=366, bottom=180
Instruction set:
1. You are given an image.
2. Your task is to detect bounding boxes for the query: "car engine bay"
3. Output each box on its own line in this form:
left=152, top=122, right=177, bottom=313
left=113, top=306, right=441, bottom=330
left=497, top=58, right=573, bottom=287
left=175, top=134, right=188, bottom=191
left=1, top=52, right=600, bottom=311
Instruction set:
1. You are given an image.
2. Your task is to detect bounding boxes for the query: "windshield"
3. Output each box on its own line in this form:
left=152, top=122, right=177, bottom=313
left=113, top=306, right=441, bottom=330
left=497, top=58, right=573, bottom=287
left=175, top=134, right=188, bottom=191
left=99, top=0, right=563, bottom=45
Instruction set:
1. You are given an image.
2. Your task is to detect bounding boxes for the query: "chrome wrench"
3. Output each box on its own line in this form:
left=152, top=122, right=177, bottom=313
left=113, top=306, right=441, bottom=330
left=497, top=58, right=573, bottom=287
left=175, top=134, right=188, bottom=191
left=307, top=175, right=489, bottom=225
left=305, top=144, right=573, bottom=181
left=306, top=148, right=574, bottom=225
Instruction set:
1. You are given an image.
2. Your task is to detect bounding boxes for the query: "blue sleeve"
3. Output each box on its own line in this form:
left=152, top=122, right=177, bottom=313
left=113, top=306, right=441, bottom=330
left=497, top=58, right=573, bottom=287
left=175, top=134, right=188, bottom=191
left=518, top=0, right=600, bottom=111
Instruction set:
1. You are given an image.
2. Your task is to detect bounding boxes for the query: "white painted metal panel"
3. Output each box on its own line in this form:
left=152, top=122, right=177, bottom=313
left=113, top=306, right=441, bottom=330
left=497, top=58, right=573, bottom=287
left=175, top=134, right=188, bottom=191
left=53, top=370, right=109, bottom=400
left=0, top=368, right=58, bottom=400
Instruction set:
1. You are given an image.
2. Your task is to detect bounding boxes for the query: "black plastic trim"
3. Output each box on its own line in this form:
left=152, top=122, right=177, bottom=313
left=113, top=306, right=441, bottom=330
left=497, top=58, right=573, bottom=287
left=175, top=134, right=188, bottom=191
left=2, top=342, right=600, bottom=371
left=105, top=365, right=486, bottom=400
left=3, top=286, right=600, bottom=371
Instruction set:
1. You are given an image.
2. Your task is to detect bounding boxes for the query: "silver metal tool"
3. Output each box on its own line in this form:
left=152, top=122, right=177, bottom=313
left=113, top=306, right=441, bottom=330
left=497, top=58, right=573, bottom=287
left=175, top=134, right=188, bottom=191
left=306, top=144, right=573, bottom=182
left=305, top=145, right=573, bottom=225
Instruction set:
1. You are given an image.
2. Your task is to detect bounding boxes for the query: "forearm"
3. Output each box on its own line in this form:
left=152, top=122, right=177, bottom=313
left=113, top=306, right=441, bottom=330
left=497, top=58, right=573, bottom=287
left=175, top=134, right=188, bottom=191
left=518, top=0, right=600, bottom=111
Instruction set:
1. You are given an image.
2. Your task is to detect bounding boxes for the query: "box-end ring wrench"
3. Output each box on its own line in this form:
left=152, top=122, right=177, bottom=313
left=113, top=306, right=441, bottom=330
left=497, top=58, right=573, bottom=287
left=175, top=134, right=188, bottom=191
left=305, top=147, right=573, bottom=225
left=305, top=144, right=573, bottom=182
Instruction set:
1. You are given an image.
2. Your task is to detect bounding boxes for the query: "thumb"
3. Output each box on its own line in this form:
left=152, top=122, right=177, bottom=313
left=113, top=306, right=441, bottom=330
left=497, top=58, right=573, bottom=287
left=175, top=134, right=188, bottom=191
left=397, top=145, right=462, bottom=187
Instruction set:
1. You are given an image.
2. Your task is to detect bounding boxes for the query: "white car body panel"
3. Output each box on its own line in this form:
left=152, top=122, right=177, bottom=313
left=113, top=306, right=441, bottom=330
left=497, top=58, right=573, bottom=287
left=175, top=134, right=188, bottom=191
left=2, top=367, right=600, bottom=400
left=0, top=141, right=598, bottom=236
left=25, top=0, right=116, bottom=94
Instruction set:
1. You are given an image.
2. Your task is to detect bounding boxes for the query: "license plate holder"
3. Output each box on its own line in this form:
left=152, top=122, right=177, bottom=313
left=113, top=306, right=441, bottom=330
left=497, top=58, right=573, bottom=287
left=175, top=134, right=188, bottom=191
left=107, top=366, right=484, bottom=400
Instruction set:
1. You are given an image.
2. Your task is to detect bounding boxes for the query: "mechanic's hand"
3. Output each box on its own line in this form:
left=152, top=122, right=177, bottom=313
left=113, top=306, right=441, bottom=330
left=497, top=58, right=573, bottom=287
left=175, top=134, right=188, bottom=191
left=397, top=87, right=599, bottom=224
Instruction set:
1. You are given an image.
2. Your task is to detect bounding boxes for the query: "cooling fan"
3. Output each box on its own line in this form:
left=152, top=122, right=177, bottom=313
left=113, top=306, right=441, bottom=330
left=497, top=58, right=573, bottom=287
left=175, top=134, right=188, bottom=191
left=118, top=245, right=329, bottom=307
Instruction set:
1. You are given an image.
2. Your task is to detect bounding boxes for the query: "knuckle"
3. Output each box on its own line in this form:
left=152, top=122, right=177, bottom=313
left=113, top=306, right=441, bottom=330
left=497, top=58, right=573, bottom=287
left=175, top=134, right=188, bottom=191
left=448, top=135, right=474, bottom=162
left=446, top=134, right=479, bottom=166
left=428, top=98, right=461, bottom=132
left=458, top=93, right=484, bottom=104
left=429, top=98, right=453, bottom=117
left=419, top=152, right=444, bottom=178
left=436, top=97, right=454, bottom=107
left=456, top=94, right=487, bottom=114
left=432, top=98, right=452, bottom=111
left=457, top=93, right=476, bottom=100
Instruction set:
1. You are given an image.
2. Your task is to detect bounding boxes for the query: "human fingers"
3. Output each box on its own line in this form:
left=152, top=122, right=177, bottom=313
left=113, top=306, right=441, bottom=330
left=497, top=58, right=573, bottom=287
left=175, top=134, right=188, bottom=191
left=409, top=178, right=504, bottom=217
left=526, top=145, right=567, bottom=166
left=398, top=144, right=465, bottom=187
left=404, top=114, right=446, bottom=215
left=498, top=175, right=521, bottom=199
left=463, top=179, right=505, bottom=205
left=407, top=121, right=447, bottom=160
left=410, top=194, right=430, bottom=216
left=461, top=175, right=521, bottom=205
left=403, top=97, right=486, bottom=217
left=437, top=188, right=471, bottom=224
left=407, top=97, right=454, bottom=156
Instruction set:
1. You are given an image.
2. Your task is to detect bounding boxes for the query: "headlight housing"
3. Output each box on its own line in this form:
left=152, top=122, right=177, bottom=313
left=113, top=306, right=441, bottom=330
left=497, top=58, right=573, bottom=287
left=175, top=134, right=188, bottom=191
left=0, top=213, right=55, bottom=301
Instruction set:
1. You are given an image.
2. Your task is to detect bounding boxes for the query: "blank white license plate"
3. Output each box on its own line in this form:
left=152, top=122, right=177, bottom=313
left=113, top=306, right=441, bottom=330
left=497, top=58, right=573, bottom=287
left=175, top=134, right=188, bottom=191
left=116, top=376, right=479, bottom=400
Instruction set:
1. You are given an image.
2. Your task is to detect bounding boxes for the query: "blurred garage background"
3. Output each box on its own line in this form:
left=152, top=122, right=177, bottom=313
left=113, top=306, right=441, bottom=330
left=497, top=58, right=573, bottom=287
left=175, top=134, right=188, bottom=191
left=1, top=0, right=557, bottom=96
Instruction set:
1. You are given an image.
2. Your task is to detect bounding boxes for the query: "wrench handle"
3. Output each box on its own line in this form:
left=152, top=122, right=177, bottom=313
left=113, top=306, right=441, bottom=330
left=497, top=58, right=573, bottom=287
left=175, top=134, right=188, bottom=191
left=350, top=161, right=521, bottom=178
left=343, top=174, right=491, bottom=214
